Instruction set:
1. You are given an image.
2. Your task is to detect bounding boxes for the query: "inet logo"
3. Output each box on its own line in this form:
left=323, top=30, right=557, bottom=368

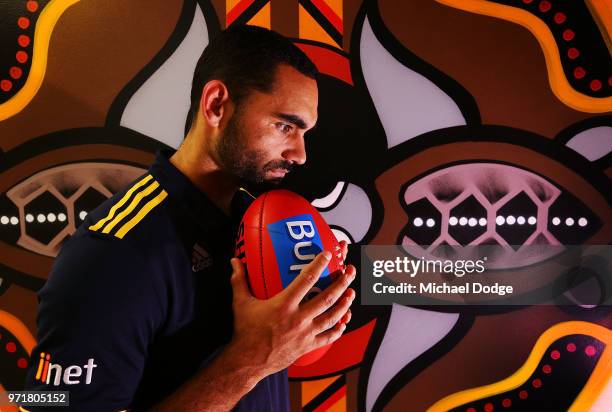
left=35, top=352, right=97, bottom=385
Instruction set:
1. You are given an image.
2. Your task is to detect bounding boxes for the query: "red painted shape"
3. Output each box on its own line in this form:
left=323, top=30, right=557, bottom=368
left=310, top=0, right=343, bottom=34
left=17, top=357, right=28, bottom=368
left=563, top=29, right=575, bottom=41
left=585, top=345, right=596, bottom=357
left=18, top=17, right=30, bottom=29
left=313, top=384, right=346, bottom=412
left=573, top=67, right=586, bottom=79
left=539, top=1, right=551, bottom=13
left=532, top=378, right=542, bottom=388
left=295, top=43, right=352, bottom=85
left=502, top=398, right=512, bottom=408
left=1, top=80, right=13, bottom=92
left=590, top=80, right=602, bottom=91
left=9, top=67, right=22, bottom=79
left=289, top=319, right=376, bottom=378
left=554, top=12, right=566, bottom=24
left=567, top=48, right=580, bottom=59
left=18, top=34, right=30, bottom=47
left=226, top=0, right=255, bottom=26
left=16, top=51, right=28, bottom=64
left=27, top=1, right=39, bottom=12
left=519, top=390, right=529, bottom=399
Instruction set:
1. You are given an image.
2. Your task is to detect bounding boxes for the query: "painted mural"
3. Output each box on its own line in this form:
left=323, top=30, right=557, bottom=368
left=0, top=1, right=610, bottom=411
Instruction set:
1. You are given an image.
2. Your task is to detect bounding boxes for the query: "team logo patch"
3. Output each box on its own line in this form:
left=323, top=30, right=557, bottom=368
left=192, top=243, right=213, bottom=272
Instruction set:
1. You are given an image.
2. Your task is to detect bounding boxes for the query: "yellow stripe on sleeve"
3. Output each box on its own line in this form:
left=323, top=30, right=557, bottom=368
left=115, top=190, right=168, bottom=239
left=89, top=174, right=154, bottom=232
left=102, top=181, right=160, bottom=234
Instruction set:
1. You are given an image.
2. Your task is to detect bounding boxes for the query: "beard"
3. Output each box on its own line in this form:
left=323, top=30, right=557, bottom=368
left=216, top=107, right=294, bottom=188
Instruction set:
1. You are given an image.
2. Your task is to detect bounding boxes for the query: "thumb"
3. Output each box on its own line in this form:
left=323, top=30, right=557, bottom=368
left=230, top=258, right=252, bottom=300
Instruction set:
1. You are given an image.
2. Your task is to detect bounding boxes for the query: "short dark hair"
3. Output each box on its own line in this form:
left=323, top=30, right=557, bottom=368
left=187, top=25, right=318, bottom=127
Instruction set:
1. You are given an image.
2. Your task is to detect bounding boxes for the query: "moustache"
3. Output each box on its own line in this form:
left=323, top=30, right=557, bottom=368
left=264, top=160, right=295, bottom=173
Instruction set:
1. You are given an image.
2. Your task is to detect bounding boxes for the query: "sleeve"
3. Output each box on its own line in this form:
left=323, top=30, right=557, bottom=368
left=21, top=235, right=166, bottom=412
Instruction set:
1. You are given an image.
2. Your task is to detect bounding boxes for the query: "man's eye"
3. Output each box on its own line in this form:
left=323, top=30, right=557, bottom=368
left=276, top=123, right=293, bottom=134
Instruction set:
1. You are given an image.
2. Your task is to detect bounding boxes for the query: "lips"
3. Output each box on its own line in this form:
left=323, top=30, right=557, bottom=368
left=267, top=168, right=289, bottom=178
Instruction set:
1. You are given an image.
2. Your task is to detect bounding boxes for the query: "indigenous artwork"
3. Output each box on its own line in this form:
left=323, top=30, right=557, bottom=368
left=1, top=1, right=610, bottom=411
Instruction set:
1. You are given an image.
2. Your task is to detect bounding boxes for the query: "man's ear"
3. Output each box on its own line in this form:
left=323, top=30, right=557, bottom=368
left=199, top=80, right=230, bottom=128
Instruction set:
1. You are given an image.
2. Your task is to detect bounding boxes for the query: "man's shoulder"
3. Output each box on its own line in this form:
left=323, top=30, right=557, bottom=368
left=80, top=173, right=180, bottom=253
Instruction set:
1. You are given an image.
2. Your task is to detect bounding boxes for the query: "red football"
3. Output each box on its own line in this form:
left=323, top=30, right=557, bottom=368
left=235, top=189, right=345, bottom=366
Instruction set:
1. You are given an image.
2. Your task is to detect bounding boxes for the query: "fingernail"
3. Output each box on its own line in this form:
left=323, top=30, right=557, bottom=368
left=322, top=251, right=332, bottom=261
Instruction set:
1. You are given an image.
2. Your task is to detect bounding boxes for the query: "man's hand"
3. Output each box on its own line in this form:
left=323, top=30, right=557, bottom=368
left=228, top=240, right=355, bottom=377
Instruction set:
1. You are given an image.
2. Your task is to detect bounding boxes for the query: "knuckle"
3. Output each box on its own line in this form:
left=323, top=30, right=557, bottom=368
left=303, top=270, right=317, bottom=284
left=323, top=293, right=335, bottom=308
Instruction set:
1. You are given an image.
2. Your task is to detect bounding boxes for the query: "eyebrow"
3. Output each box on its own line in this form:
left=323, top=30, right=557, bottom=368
left=274, top=112, right=311, bottom=130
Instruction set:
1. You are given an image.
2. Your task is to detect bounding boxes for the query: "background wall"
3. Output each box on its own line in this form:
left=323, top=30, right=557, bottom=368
left=0, top=1, right=610, bottom=411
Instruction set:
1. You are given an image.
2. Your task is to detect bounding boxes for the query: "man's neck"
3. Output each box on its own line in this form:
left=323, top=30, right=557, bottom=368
left=169, top=130, right=238, bottom=216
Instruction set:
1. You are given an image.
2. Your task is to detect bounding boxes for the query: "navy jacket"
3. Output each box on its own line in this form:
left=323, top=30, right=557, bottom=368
left=22, top=150, right=289, bottom=411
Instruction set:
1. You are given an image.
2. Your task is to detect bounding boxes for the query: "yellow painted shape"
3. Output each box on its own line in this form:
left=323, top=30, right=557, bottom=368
left=0, top=0, right=81, bottom=121
left=436, top=0, right=612, bottom=113
left=299, top=4, right=339, bottom=48
left=427, top=321, right=612, bottom=411
left=302, top=375, right=341, bottom=406
left=247, top=2, right=270, bottom=29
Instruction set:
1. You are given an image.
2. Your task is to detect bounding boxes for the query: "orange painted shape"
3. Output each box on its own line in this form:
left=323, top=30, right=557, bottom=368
left=427, top=321, right=612, bottom=412
left=299, top=4, right=340, bottom=48
left=314, top=385, right=346, bottom=412
left=436, top=0, right=612, bottom=112
left=0, top=0, right=82, bottom=121
left=226, top=0, right=254, bottom=26
left=302, top=375, right=342, bottom=405
left=326, top=0, right=342, bottom=19
left=247, top=2, right=270, bottom=29
left=311, top=0, right=343, bottom=34
left=0, top=310, right=36, bottom=354
left=586, top=0, right=612, bottom=54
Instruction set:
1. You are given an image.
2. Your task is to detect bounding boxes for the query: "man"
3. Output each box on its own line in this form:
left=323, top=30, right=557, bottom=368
left=22, top=25, right=355, bottom=411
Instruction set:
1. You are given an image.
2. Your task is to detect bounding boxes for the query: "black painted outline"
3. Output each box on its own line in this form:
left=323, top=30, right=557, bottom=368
left=349, top=0, right=481, bottom=129
left=298, top=0, right=343, bottom=47
left=371, top=314, right=475, bottom=412
left=303, top=375, right=346, bottom=412
left=105, top=0, right=221, bottom=128
left=227, top=0, right=269, bottom=27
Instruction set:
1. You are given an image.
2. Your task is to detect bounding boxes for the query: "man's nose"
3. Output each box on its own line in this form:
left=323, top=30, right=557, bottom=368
left=282, top=134, right=307, bottom=165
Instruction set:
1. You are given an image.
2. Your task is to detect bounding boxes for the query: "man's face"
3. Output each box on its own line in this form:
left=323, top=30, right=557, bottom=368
left=216, top=64, right=318, bottom=186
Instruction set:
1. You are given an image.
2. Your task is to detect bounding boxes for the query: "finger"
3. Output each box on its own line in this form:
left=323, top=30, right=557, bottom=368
left=313, top=290, right=354, bottom=333
left=301, top=265, right=356, bottom=318
left=314, top=322, right=346, bottom=348
left=230, top=258, right=252, bottom=301
left=339, top=240, right=348, bottom=262
left=340, top=309, right=352, bottom=325
left=281, top=251, right=332, bottom=305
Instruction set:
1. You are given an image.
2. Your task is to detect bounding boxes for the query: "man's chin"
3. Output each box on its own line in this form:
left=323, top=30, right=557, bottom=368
left=240, top=176, right=283, bottom=196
